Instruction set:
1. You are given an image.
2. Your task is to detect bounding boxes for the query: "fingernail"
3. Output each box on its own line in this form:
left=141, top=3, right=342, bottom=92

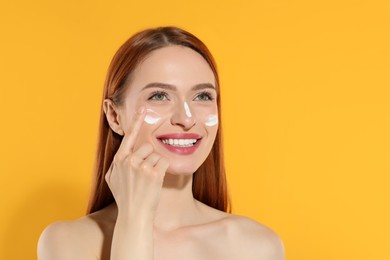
left=137, top=106, right=145, bottom=114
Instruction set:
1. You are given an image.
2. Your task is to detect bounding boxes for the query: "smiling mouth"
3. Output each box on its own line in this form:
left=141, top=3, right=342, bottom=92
left=156, top=133, right=202, bottom=155
left=160, top=138, right=198, bottom=147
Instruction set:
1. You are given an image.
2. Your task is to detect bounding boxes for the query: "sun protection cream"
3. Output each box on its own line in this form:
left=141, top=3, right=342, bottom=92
left=205, top=114, right=218, bottom=126
left=144, top=108, right=161, bottom=125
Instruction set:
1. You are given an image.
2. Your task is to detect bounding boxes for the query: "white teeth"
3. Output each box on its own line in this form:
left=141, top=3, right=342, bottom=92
left=161, top=138, right=197, bottom=147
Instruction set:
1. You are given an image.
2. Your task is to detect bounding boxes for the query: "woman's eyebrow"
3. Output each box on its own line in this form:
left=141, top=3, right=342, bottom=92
left=141, top=82, right=176, bottom=91
left=191, top=83, right=216, bottom=91
left=141, top=82, right=216, bottom=92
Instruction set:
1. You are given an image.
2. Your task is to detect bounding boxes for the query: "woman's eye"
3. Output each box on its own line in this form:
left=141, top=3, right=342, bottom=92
left=195, top=92, right=213, bottom=101
left=149, top=92, right=169, bottom=101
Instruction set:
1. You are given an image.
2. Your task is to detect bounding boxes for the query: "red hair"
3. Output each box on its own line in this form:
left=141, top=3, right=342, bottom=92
left=87, top=26, right=230, bottom=214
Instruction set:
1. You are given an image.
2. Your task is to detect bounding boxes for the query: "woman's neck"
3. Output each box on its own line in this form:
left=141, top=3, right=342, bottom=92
left=153, top=173, right=200, bottom=231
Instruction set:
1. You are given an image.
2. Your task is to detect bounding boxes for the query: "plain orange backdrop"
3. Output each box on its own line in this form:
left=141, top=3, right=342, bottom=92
left=1, top=0, right=389, bottom=259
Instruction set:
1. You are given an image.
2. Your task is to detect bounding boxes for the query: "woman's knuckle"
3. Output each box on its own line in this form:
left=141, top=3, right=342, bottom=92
left=141, top=162, right=150, bottom=171
left=129, top=155, right=139, bottom=166
left=152, top=153, right=161, bottom=160
left=113, top=154, right=122, bottom=163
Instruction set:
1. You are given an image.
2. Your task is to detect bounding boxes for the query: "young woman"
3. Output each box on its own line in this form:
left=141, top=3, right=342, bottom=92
left=38, top=26, right=285, bottom=260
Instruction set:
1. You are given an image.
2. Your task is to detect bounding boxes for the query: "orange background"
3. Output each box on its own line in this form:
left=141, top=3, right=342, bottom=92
left=1, top=0, right=389, bottom=259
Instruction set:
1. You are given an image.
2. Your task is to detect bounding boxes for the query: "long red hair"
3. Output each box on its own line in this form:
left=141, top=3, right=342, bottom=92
left=87, top=26, right=230, bottom=214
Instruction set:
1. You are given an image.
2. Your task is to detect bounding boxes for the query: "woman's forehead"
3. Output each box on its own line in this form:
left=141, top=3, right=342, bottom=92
left=128, top=46, right=216, bottom=92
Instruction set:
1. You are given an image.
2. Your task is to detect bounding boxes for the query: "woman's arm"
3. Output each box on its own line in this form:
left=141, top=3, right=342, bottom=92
left=38, top=107, right=168, bottom=260
left=105, top=106, right=168, bottom=260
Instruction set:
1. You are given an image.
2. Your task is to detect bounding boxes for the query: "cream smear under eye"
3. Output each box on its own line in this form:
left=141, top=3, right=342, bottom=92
left=144, top=108, right=161, bottom=125
left=205, top=114, right=218, bottom=126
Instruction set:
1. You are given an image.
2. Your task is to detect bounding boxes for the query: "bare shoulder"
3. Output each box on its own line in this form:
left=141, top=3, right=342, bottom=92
left=38, top=212, right=109, bottom=260
left=193, top=200, right=285, bottom=259
left=223, top=214, right=285, bottom=260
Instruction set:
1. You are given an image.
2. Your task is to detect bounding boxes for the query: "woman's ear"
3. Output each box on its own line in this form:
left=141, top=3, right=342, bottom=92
left=103, top=99, right=124, bottom=136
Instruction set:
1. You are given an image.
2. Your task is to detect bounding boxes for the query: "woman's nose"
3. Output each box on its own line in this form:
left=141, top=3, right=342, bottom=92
left=170, top=102, right=196, bottom=130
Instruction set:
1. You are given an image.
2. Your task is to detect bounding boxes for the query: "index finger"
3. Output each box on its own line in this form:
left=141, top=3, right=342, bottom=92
left=117, top=106, right=146, bottom=155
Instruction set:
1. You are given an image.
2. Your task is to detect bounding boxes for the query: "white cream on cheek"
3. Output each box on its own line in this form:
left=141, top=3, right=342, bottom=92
left=184, top=101, right=192, bottom=118
left=144, top=108, right=161, bottom=125
left=145, top=105, right=217, bottom=127
left=205, top=114, right=218, bottom=127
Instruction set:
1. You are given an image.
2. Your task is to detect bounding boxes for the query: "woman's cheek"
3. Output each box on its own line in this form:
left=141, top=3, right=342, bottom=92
left=204, top=114, right=218, bottom=127
left=195, top=104, right=218, bottom=128
left=143, top=103, right=219, bottom=129
left=144, top=108, right=161, bottom=125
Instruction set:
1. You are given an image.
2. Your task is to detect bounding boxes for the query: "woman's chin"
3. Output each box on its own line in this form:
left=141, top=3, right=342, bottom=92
left=166, top=164, right=199, bottom=176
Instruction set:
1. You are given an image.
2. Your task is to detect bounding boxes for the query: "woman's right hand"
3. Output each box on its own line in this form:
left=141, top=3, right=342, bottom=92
left=105, top=106, right=169, bottom=219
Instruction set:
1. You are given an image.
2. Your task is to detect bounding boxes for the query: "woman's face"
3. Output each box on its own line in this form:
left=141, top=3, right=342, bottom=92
left=117, top=46, right=218, bottom=175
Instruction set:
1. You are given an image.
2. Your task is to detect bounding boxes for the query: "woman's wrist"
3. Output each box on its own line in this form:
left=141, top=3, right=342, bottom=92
left=116, top=210, right=155, bottom=226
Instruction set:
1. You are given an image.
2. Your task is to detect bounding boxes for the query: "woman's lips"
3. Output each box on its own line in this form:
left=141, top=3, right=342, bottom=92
left=156, top=133, right=202, bottom=155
